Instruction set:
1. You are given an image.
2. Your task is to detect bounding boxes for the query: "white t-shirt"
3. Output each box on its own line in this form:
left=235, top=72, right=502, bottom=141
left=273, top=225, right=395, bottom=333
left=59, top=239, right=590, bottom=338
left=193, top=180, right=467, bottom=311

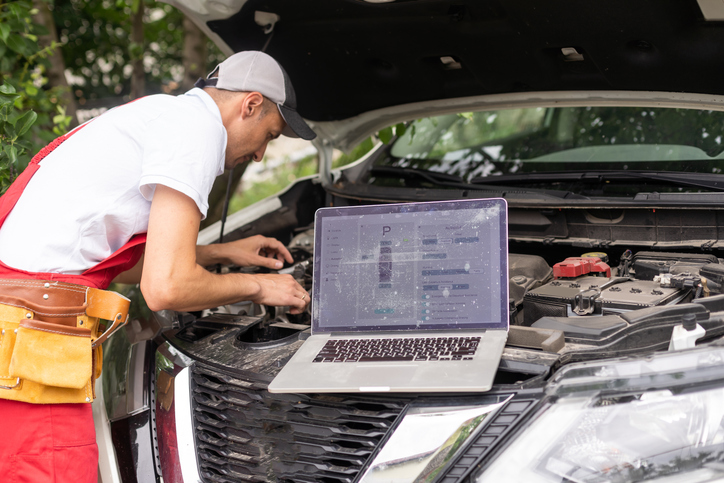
left=0, top=88, right=226, bottom=274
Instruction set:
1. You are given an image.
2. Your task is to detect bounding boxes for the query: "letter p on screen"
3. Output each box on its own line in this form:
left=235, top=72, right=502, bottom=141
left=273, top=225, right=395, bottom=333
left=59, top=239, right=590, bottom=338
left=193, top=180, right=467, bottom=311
left=382, top=226, right=391, bottom=236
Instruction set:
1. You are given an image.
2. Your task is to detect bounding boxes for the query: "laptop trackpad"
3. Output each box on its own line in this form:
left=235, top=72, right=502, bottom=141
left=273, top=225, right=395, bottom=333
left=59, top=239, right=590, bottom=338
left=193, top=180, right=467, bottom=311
left=351, top=365, right=418, bottom=391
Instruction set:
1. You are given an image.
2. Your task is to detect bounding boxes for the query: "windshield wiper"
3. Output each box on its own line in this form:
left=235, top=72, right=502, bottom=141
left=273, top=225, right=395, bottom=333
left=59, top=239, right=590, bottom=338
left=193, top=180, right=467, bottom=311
left=369, top=166, right=586, bottom=199
left=371, top=166, right=466, bottom=185
left=469, top=170, right=724, bottom=192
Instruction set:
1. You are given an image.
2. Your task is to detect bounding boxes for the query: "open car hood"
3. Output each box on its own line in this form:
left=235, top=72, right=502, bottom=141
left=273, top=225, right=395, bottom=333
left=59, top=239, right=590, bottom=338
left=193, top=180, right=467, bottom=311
left=163, top=0, right=724, bottom=150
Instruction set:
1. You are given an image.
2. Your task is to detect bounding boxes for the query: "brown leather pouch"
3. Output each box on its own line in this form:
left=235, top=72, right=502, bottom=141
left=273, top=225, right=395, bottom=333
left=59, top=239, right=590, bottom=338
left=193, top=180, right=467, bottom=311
left=0, top=279, right=130, bottom=404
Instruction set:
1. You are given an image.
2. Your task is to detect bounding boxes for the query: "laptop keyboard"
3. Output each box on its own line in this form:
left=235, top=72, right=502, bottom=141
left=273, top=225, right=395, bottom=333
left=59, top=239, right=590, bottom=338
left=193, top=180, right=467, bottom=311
left=312, top=336, right=481, bottom=363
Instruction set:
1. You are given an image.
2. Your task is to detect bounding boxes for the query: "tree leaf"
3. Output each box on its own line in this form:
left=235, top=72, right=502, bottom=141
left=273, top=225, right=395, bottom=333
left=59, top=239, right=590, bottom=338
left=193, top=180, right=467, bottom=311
left=0, top=57, right=12, bottom=73
left=5, top=34, right=29, bottom=56
left=16, top=110, right=37, bottom=137
left=394, top=122, right=407, bottom=138
left=378, top=126, right=394, bottom=144
left=0, top=96, right=18, bottom=110
left=0, top=23, right=10, bottom=42
left=3, top=124, right=17, bottom=141
left=22, top=36, right=38, bottom=55
left=4, top=145, right=18, bottom=165
left=0, top=83, right=17, bottom=95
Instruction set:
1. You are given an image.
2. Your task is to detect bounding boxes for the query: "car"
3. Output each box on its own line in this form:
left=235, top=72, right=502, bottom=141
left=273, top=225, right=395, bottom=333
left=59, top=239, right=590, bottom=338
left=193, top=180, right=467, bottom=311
left=97, top=1, right=724, bottom=482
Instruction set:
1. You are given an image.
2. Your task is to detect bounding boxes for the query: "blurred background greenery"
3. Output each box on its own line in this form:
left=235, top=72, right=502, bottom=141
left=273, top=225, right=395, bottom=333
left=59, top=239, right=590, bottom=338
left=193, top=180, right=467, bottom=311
left=1, top=0, right=375, bottom=222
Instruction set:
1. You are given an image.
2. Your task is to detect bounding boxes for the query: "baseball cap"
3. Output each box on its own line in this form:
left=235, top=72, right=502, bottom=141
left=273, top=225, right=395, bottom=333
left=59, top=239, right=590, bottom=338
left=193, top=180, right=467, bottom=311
left=195, top=51, right=316, bottom=140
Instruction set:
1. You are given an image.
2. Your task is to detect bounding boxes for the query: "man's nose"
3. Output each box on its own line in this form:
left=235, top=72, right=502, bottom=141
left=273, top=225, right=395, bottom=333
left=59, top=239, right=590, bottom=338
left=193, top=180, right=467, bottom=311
left=252, top=143, right=268, bottom=162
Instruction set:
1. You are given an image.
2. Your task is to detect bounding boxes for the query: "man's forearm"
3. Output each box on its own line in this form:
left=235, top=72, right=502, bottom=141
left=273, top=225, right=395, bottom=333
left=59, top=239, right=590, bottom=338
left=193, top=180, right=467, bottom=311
left=141, top=263, right=262, bottom=312
left=113, top=247, right=225, bottom=285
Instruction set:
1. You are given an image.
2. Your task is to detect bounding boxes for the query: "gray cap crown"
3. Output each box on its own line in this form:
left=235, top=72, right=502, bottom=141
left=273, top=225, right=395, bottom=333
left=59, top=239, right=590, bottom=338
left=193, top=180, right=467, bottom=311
left=195, top=51, right=316, bottom=140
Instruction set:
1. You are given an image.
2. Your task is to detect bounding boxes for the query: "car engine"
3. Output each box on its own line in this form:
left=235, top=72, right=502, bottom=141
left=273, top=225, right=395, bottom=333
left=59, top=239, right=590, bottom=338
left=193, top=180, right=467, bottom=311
left=142, top=201, right=724, bottom=483
left=178, top=227, right=724, bottom=363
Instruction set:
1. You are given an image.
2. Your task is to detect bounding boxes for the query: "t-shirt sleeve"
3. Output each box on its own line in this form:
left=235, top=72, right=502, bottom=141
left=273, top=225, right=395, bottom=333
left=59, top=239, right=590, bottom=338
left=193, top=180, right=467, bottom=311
left=139, top=106, right=225, bottom=219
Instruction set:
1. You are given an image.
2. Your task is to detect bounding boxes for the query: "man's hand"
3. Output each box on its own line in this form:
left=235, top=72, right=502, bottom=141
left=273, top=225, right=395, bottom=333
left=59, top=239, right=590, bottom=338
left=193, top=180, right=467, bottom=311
left=197, top=235, right=294, bottom=270
left=249, top=273, right=309, bottom=314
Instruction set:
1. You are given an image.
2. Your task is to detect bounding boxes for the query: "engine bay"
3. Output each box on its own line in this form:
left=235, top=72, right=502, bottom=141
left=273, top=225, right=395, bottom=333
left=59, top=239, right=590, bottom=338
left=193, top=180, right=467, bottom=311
left=164, top=218, right=724, bottom=387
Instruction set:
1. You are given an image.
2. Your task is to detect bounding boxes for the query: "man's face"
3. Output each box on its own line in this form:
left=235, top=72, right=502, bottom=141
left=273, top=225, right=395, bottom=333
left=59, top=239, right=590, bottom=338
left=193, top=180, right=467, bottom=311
left=225, top=105, right=286, bottom=170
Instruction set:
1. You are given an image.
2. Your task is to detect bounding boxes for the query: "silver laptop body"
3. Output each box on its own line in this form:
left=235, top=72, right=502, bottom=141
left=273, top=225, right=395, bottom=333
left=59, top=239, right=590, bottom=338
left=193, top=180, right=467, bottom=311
left=268, top=198, right=509, bottom=394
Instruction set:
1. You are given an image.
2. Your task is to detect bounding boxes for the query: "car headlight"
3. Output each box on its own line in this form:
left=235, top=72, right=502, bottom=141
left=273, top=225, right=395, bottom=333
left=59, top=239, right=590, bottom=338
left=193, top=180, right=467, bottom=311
left=358, top=395, right=514, bottom=483
left=477, top=344, right=724, bottom=483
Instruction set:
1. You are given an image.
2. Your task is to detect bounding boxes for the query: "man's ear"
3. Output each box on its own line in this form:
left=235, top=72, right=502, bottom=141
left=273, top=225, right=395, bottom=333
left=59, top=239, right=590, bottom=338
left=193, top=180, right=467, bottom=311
left=240, top=92, right=264, bottom=120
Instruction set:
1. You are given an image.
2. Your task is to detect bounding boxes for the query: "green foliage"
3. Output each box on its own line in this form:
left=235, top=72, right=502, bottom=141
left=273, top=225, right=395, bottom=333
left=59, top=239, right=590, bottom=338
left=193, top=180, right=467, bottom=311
left=53, top=0, right=223, bottom=101
left=51, top=104, right=71, bottom=135
left=376, top=123, right=407, bottom=144
left=228, top=153, right=318, bottom=214
left=333, top=136, right=375, bottom=168
left=1, top=0, right=69, bottom=193
left=228, top=137, right=378, bottom=215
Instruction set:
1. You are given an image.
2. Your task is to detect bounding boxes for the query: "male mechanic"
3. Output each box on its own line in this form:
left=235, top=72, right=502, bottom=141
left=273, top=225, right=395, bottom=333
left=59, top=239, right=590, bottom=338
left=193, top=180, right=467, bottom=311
left=0, top=50, right=312, bottom=482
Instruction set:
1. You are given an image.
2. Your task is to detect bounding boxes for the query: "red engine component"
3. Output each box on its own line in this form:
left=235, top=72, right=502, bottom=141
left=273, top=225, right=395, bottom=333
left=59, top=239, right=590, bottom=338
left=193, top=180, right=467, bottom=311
left=553, top=256, right=612, bottom=278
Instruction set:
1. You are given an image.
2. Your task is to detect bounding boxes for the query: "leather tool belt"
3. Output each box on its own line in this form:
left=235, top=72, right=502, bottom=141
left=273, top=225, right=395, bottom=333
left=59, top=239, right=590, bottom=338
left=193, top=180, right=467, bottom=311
left=0, top=279, right=130, bottom=404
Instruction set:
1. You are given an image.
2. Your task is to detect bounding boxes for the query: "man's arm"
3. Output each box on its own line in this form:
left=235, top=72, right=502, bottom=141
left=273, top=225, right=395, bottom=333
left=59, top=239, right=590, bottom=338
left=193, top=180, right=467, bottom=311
left=139, top=185, right=308, bottom=313
left=112, top=233, right=294, bottom=285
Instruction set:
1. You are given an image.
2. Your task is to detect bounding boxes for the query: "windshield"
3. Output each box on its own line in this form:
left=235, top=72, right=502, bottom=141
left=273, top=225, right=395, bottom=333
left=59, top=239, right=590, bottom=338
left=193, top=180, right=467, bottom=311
left=371, top=106, right=724, bottom=195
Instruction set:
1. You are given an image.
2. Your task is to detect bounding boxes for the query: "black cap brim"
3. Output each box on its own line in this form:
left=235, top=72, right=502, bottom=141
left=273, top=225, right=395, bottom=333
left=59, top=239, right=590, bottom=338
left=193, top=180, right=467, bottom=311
left=278, top=104, right=317, bottom=140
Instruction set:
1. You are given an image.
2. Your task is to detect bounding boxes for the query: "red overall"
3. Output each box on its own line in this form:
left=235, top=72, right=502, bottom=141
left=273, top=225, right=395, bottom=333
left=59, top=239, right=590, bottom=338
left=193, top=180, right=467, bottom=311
left=0, top=126, right=147, bottom=482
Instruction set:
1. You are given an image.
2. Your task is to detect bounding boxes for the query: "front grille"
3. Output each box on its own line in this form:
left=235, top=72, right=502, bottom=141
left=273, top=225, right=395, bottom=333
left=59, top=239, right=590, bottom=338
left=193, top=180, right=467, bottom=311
left=191, top=363, right=407, bottom=483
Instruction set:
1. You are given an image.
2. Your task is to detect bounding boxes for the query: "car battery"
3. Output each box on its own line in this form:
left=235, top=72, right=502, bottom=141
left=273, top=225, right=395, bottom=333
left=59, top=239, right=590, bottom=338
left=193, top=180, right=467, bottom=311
left=523, top=276, right=689, bottom=325
left=553, top=256, right=611, bottom=278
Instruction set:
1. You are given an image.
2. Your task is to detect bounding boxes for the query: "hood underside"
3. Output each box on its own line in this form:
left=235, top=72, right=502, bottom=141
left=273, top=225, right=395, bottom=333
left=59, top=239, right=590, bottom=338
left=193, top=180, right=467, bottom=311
left=170, top=0, right=724, bottom=124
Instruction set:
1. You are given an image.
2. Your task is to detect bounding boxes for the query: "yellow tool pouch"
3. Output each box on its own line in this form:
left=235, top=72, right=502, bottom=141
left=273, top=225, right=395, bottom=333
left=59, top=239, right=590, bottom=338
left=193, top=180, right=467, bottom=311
left=10, top=320, right=93, bottom=389
left=0, top=279, right=130, bottom=404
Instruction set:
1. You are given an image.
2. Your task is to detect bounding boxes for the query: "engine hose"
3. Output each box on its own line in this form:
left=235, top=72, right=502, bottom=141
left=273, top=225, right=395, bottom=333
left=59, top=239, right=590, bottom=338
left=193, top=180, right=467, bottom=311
left=702, top=277, right=710, bottom=297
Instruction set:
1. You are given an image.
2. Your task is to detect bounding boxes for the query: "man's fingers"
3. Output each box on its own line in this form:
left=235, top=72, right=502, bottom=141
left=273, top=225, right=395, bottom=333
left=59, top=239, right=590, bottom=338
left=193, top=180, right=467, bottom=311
left=261, top=237, right=294, bottom=264
left=251, top=255, right=285, bottom=269
left=289, top=292, right=309, bottom=313
left=253, top=274, right=309, bottom=311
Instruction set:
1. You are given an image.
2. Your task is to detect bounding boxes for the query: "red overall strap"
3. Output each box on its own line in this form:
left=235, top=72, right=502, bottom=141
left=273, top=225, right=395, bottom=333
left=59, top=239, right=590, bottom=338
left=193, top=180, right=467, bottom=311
left=0, top=123, right=147, bottom=289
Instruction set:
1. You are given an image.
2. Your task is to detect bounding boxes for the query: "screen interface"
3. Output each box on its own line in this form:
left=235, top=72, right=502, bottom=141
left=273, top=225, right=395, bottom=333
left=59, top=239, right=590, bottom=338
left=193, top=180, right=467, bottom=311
left=312, top=199, right=508, bottom=332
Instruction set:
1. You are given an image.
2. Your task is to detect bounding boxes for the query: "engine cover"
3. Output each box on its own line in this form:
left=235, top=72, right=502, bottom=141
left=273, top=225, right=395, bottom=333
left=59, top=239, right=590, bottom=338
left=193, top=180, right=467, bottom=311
left=523, top=276, right=689, bottom=325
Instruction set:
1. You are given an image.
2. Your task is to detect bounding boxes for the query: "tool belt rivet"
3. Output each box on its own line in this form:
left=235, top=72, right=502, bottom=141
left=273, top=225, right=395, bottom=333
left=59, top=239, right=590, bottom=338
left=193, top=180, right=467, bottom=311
left=85, top=397, right=90, bottom=402
left=1, top=329, right=4, bottom=335
left=25, top=313, right=32, bottom=319
left=14, top=329, right=18, bottom=334
left=43, top=294, right=49, bottom=300
left=44, top=283, right=50, bottom=288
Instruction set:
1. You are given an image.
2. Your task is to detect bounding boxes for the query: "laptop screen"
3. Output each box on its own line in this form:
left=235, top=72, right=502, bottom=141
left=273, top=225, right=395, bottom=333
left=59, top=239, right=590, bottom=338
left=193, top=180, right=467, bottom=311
left=312, top=199, right=509, bottom=333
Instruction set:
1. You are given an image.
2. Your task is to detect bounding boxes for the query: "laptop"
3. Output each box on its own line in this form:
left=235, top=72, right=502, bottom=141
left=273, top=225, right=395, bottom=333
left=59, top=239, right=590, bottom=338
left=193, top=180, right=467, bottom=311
left=268, top=198, right=509, bottom=393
